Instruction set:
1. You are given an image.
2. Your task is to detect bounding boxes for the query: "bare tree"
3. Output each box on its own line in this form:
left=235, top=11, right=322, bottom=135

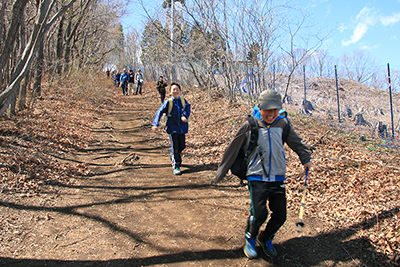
left=0, top=0, right=77, bottom=116
left=307, top=49, right=336, bottom=78
left=0, top=0, right=30, bottom=87
left=279, top=13, right=326, bottom=101
left=0, top=0, right=126, bottom=116
left=341, top=50, right=379, bottom=84
left=136, top=0, right=329, bottom=106
left=124, top=28, right=141, bottom=71
left=140, top=19, right=169, bottom=79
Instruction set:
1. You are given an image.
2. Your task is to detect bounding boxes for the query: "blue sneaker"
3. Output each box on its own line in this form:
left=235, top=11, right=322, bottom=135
left=256, top=236, right=277, bottom=258
left=173, top=168, right=181, bottom=175
left=243, top=237, right=257, bottom=259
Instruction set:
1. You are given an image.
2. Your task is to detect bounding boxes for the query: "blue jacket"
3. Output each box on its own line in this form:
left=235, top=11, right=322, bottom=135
left=120, top=72, right=129, bottom=83
left=252, top=105, right=287, bottom=119
left=152, top=97, right=191, bottom=134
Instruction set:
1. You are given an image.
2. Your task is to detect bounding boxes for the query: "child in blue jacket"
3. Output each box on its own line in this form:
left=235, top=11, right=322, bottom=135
left=113, top=71, right=121, bottom=87
left=152, top=83, right=191, bottom=175
left=120, top=69, right=129, bottom=95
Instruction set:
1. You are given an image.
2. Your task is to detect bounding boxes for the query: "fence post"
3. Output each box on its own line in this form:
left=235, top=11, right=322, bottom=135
left=335, top=65, right=341, bottom=123
left=303, top=65, right=307, bottom=101
left=387, top=63, right=395, bottom=138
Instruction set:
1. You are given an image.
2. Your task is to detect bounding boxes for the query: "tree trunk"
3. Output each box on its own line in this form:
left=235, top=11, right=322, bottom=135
left=0, top=0, right=77, bottom=117
left=33, top=39, right=44, bottom=97
left=18, top=69, right=29, bottom=110
left=63, top=17, right=72, bottom=72
left=16, top=9, right=27, bottom=111
left=0, top=0, right=29, bottom=77
left=0, top=0, right=8, bottom=43
left=56, top=15, right=64, bottom=74
left=7, top=85, right=18, bottom=116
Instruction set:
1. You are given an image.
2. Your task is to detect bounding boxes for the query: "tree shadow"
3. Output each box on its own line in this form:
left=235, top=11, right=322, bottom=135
left=1, top=190, right=397, bottom=266
left=1, top=248, right=243, bottom=267
left=0, top=227, right=393, bottom=267
left=182, top=163, right=218, bottom=174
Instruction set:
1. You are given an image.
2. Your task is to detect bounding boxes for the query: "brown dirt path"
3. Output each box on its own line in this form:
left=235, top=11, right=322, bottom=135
left=0, top=87, right=385, bottom=266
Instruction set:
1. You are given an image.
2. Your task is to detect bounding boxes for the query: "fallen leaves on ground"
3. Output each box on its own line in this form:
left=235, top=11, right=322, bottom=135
left=183, top=87, right=400, bottom=264
left=1, top=74, right=399, bottom=264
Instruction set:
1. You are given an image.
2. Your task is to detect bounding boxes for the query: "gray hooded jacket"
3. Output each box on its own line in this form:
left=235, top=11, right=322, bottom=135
left=214, top=116, right=311, bottom=183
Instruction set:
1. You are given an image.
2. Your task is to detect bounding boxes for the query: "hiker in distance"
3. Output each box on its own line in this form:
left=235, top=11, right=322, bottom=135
left=135, top=69, right=144, bottom=95
left=113, top=70, right=120, bottom=87
left=128, top=69, right=135, bottom=95
left=212, top=90, right=312, bottom=259
left=156, top=76, right=168, bottom=103
left=151, top=83, right=191, bottom=175
left=120, top=69, right=129, bottom=95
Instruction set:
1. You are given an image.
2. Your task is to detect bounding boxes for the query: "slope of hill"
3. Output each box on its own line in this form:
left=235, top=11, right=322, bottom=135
left=278, top=75, right=400, bottom=140
left=185, top=77, right=400, bottom=264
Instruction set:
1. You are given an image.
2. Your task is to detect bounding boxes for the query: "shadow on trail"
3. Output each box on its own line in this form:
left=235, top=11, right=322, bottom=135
left=0, top=223, right=392, bottom=267
left=1, top=189, right=396, bottom=266
left=0, top=248, right=244, bottom=267
left=33, top=180, right=212, bottom=191
left=182, top=163, right=218, bottom=174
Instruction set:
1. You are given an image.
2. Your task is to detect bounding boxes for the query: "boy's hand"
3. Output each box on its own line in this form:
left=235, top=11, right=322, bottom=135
left=151, top=126, right=158, bottom=132
left=303, top=162, right=312, bottom=173
left=181, top=116, right=188, bottom=123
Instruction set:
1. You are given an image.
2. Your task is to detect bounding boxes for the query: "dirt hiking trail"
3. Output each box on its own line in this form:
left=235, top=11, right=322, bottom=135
left=0, top=88, right=385, bottom=266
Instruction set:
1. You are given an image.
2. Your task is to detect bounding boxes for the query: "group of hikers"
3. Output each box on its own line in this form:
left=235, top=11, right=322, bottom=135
left=111, top=69, right=144, bottom=95
left=150, top=79, right=313, bottom=260
left=108, top=68, right=168, bottom=103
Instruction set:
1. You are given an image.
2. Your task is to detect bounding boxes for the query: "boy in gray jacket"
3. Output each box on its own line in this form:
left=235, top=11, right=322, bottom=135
left=213, top=90, right=312, bottom=259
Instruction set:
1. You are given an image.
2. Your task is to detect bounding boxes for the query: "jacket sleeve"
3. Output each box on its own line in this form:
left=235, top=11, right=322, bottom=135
left=285, top=125, right=312, bottom=165
left=182, top=99, right=191, bottom=118
left=151, top=101, right=168, bottom=127
left=214, top=121, right=250, bottom=183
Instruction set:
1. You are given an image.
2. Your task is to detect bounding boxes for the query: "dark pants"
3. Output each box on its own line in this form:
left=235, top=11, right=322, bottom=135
left=169, top=133, right=186, bottom=169
left=159, top=91, right=166, bottom=103
left=245, top=181, right=287, bottom=241
left=136, top=82, right=142, bottom=95
left=121, top=82, right=128, bottom=95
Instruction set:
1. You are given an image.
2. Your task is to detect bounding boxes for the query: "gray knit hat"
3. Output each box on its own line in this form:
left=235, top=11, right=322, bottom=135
left=258, top=90, right=283, bottom=110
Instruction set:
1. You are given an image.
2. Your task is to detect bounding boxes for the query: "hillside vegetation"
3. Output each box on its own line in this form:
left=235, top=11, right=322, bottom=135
left=184, top=80, right=400, bottom=264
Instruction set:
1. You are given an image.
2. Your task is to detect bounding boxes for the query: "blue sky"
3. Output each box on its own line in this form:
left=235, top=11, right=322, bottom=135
left=297, top=0, right=400, bottom=68
left=123, top=0, right=400, bottom=69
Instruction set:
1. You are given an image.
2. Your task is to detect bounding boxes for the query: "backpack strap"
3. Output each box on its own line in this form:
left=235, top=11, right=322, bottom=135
left=167, top=98, right=173, bottom=116
left=282, top=117, right=291, bottom=144
left=244, top=115, right=258, bottom=159
left=239, top=115, right=259, bottom=181
left=167, top=97, right=186, bottom=117
left=277, top=109, right=290, bottom=144
left=162, top=97, right=187, bottom=128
